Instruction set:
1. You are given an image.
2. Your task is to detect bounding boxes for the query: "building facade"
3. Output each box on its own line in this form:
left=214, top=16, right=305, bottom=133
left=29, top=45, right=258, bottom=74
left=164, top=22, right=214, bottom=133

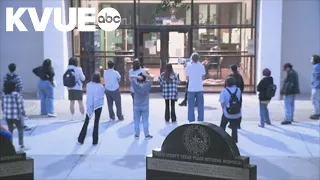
left=0, top=0, right=319, bottom=100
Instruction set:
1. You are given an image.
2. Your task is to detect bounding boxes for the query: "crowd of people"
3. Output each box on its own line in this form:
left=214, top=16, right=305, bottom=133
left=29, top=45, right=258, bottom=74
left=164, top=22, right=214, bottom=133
left=0, top=54, right=319, bottom=151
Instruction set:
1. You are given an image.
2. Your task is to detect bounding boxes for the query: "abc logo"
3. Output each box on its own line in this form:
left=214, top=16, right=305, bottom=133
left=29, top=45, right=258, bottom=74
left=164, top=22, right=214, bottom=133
left=97, top=7, right=121, bottom=32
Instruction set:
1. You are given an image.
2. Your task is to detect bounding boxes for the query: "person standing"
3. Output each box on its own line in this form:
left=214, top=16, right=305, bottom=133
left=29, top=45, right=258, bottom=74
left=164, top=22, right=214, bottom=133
left=227, top=64, right=244, bottom=129
left=129, top=59, right=145, bottom=102
left=63, top=57, right=86, bottom=120
left=185, top=53, right=206, bottom=122
left=219, top=77, right=241, bottom=143
left=158, top=64, right=180, bottom=122
left=280, top=63, right=300, bottom=125
left=257, top=68, right=276, bottom=127
left=179, top=58, right=191, bottom=106
left=131, top=71, right=154, bottom=140
left=104, top=60, right=124, bottom=121
left=33, top=59, right=56, bottom=117
left=310, top=55, right=320, bottom=120
left=2, top=63, right=31, bottom=131
left=1, top=80, right=28, bottom=151
left=78, top=72, right=105, bottom=145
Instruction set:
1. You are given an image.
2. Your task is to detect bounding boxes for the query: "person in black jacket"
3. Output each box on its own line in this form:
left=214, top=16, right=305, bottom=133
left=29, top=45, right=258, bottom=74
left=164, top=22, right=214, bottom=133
left=257, top=68, right=274, bottom=128
left=33, top=59, right=57, bottom=117
left=227, top=64, right=244, bottom=129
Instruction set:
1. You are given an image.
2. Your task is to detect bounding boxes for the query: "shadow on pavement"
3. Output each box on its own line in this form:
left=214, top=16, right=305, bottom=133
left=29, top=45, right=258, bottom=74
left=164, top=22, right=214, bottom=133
left=239, top=147, right=292, bottom=180
left=239, top=129, right=295, bottom=153
left=112, top=139, right=148, bottom=170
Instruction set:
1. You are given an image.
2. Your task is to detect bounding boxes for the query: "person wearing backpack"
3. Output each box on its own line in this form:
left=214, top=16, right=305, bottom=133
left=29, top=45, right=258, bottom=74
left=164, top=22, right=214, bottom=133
left=63, top=57, right=86, bottom=120
left=219, top=77, right=241, bottom=143
left=3, top=63, right=23, bottom=93
left=2, top=63, right=31, bottom=131
left=226, top=64, right=244, bottom=129
left=257, top=68, right=276, bottom=128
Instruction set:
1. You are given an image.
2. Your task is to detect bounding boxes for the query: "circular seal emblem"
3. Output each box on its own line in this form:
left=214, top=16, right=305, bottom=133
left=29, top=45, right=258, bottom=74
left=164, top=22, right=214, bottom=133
left=182, top=125, right=210, bottom=156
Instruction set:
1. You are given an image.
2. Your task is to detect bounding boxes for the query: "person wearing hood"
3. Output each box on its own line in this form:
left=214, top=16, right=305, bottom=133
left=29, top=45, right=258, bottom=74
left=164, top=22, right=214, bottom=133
left=131, top=71, right=154, bottom=140
left=257, top=68, right=274, bottom=127
left=64, top=57, right=86, bottom=120
left=310, top=55, right=320, bottom=120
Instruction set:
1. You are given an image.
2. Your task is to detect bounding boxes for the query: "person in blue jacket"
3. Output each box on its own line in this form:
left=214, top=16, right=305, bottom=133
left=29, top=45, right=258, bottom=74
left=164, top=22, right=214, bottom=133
left=310, top=55, right=320, bottom=120
left=0, top=124, right=12, bottom=141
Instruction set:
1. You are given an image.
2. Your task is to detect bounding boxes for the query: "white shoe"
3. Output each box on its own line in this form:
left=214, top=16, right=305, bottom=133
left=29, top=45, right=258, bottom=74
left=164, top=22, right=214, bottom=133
left=19, top=146, right=30, bottom=152
left=71, top=114, right=75, bottom=120
left=48, top=113, right=57, bottom=117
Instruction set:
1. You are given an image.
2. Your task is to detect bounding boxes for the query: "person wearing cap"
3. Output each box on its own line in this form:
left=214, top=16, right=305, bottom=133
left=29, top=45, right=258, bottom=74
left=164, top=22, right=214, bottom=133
left=226, top=64, right=244, bottom=129
left=310, top=55, right=320, bottom=120
left=280, top=63, right=300, bottom=125
left=185, top=52, right=206, bottom=122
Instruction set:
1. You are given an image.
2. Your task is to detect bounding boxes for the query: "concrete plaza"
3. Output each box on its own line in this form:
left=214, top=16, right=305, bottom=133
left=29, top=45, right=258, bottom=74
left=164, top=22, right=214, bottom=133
left=1, top=94, right=320, bottom=180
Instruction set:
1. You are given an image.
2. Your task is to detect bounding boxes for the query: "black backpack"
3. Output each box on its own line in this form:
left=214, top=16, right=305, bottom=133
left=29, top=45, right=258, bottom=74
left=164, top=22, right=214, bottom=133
left=226, top=88, right=241, bottom=115
left=4, top=74, right=18, bottom=87
left=266, top=84, right=277, bottom=98
left=63, top=69, right=76, bottom=88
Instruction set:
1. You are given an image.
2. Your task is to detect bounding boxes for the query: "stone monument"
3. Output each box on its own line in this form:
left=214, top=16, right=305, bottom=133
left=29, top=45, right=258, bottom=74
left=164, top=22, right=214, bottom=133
left=0, top=133, right=34, bottom=180
left=146, top=122, right=257, bottom=180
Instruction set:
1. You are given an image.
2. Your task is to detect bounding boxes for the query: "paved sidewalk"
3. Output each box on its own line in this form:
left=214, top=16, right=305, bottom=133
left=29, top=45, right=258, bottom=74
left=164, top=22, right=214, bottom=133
left=1, top=94, right=320, bottom=180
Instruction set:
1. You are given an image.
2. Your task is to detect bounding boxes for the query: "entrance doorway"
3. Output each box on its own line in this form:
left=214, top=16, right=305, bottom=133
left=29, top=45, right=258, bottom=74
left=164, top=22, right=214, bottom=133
left=137, top=28, right=190, bottom=84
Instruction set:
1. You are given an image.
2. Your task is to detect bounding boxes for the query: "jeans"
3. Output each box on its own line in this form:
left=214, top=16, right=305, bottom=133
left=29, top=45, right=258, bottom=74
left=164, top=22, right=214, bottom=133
left=311, top=89, right=320, bottom=115
left=105, top=89, right=123, bottom=120
left=165, top=100, right=176, bottom=122
left=187, top=91, right=204, bottom=122
left=220, top=115, right=239, bottom=143
left=78, top=108, right=102, bottom=144
left=133, top=104, right=150, bottom=137
left=284, top=95, right=295, bottom=121
left=38, top=80, right=54, bottom=115
left=259, top=102, right=270, bottom=127
left=6, top=119, right=24, bottom=146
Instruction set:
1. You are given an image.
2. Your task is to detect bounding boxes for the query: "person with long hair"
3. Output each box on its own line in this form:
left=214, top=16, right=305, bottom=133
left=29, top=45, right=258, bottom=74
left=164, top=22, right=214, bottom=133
left=2, top=80, right=28, bottom=151
left=158, top=64, right=180, bottom=122
left=310, top=55, right=320, bottom=120
left=33, top=59, right=56, bottom=117
left=78, top=72, right=105, bottom=145
left=129, top=59, right=144, bottom=101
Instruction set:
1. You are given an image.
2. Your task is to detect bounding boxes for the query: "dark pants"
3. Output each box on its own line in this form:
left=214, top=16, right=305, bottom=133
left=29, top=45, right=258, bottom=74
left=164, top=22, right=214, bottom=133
left=105, top=89, right=123, bottom=120
left=220, top=114, right=240, bottom=143
left=182, top=82, right=197, bottom=105
left=78, top=108, right=102, bottom=144
left=6, top=119, right=24, bottom=146
left=165, top=100, right=177, bottom=122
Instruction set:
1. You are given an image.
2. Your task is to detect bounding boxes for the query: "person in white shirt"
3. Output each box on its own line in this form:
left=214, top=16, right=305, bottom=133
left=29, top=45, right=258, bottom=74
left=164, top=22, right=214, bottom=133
left=129, top=59, right=145, bottom=102
left=78, top=72, right=105, bottom=145
left=104, top=60, right=124, bottom=120
left=65, top=57, right=85, bottom=120
left=185, top=53, right=206, bottom=122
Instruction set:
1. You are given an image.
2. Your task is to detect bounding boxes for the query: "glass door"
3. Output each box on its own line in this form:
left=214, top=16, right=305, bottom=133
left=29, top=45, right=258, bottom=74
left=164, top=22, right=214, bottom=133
left=138, top=28, right=189, bottom=84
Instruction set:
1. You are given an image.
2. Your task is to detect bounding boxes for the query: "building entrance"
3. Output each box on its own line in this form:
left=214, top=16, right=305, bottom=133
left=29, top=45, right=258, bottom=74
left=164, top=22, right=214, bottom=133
left=137, top=27, right=190, bottom=85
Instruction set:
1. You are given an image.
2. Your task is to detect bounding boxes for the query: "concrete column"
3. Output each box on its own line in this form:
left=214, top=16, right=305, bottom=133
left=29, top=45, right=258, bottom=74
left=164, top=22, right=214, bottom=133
left=42, top=0, right=71, bottom=99
left=256, top=0, right=283, bottom=100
